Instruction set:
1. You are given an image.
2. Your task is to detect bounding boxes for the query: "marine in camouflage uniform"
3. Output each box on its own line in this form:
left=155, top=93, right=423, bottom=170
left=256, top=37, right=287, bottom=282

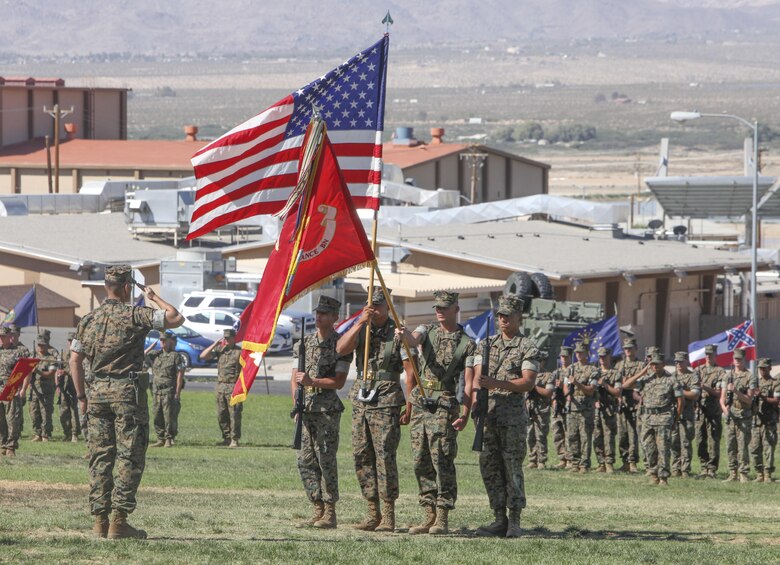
left=564, top=342, right=599, bottom=473
left=57, top=333, right=81, bottom=442
left=70, top=264, right=182, bottom=539
left=624, top=353, right=683, bottom=485
left=614, top=338, right=643, bottom=473
left=0, top=326, right=26, bottom=457
left=670, top=352, right=700, bottom=478
left=202, top=328, right=242, bottom=447
left=750, top=358, right=779, bottom=482
left=526, top=351, right=555, bottom=470
left=694, top=344, right=724, bottom=478
left=146, top=332, right=185, bottom=448
left=593, top=347, right=621, bottom=473
left=550, top=346, right=573, bottom=468
left=401, top=290, right=476, bottom=536
left=720, top=348, right=759, bottom=483
left=293, top=295, right=351, bottom=529
left=10, top=324, right=31, bottom=436
left=337, top=286, right=409, bottom=532
left=25, top=335, right=59, bottom=441
left=474, top=295, right=539, bottom=539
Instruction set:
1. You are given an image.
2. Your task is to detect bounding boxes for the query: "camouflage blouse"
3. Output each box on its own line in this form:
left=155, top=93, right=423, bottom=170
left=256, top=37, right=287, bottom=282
left=568, top=362, right=599, bottom=413
left=348, top=318, right=405, bottom=409
left=675, top=370, right=701, bottom=420
left=148, top=349, right=185, bottom=390
left=72, top=299, right=163, bottom=377
left=721, top=369, right=759, bottom=419
left=294, top=332, right=352, bottom=413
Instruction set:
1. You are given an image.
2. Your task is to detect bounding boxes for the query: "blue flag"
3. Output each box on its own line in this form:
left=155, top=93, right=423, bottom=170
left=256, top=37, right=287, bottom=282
left=2, top=287, right=37, bottom=328
left=562, top=315, right=623, bottom=363
left=463, top=310, right=495, bottom=343
left=134, top=294, right=145, bottom=308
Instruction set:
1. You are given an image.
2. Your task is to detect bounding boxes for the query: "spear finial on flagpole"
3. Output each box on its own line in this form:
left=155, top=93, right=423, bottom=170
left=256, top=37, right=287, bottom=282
left=382, top=11, right=393, bottom=33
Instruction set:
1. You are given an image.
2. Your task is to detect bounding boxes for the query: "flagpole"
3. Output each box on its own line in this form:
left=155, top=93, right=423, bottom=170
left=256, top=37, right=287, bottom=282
left=262, top=356, right=271, bottom=396
left=33, top=283, right=39, bottom=335
left=373, top=260, right=428, bottom=400
left=361, top=214, right=379, bottom=391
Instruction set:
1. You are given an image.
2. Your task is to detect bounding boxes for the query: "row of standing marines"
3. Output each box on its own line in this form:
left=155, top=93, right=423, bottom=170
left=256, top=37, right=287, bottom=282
left=1, top=264, right=777, bottom=540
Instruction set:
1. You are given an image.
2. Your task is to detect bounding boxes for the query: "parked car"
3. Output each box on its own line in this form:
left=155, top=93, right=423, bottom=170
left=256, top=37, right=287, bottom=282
left=179, top=290, right=255, bottom=316
left=143, top=326, right=214, bottom=368
left=183, top=309, right=293, bottom=353
left=179, top=289, right=315, bottom=338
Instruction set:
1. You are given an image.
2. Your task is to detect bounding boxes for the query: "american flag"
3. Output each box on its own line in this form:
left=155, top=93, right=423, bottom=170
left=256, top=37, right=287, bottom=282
left=187, top=36, right=388, bottom=240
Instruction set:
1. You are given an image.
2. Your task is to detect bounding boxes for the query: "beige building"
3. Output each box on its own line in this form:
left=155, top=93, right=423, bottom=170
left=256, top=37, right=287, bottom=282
left=0, top=77, right=129, bottom=147
left=383, top=129, right=549, bottom=203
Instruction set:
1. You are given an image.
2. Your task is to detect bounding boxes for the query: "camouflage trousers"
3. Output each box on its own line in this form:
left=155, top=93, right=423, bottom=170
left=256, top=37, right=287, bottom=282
left=29, top=385, right=55, bottom=439
left=298, top=410, right=341, bottom=503
left=593, top=410, right=617, bottom=465
left=696, top=409, right=723, bottom=472
left=527, top=409, right=551, bottom=465
left=725, top=416, right=752, bottom=474
left=642, top=423, right=672, bottom=478
left=750, top=422, right=777, bottom=474
left=410, top=401, right=459, bottom=509
left=59, top=392, right=81, bottom=439
left=480, top=416, right=527, bottom=512
left=671, top=417, right=696, bottom=473
left=551, top=413, right=567, bottom=462
left=216, top=388, right=242, bottom=441
left=566, top=411, right=594, bottom=469
left=1, top=396, right=22, bottom=449
left=153, top=389, right=177, bottom=441
left=352, top=404, right=401, bottom=502
left=87, top=382, right=149, bottom=515
left=617, top=410, right=640, bottom=464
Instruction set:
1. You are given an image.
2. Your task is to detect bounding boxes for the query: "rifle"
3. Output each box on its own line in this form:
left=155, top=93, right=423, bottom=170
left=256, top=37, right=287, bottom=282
left=527, top=387, right=539, bottom=419
left=471, top=330, right=490, bottom=452
left=597, top=371, right=615, bottom=418
left=725, top=372, right=734, bottom=425
left=564, top=366, right=576, bottom=414
left=291, top=322, right=306, bottom=450
left=553, top=371, right=566, bottom=418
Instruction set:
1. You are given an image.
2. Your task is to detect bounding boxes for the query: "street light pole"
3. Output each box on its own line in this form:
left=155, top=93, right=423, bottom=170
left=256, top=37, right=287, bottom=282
left=670, top=111, right=760, bottom=378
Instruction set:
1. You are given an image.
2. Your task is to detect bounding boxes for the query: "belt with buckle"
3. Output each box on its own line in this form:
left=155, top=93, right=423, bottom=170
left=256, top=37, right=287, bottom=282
left=305, top=386, right=323, bottom=394
left=358, top=371, right=401, bottom=383
left=645, top=406, right=672, bottom=415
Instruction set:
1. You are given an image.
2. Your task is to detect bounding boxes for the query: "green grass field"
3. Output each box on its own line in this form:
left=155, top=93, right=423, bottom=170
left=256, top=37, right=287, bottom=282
left=1, top=390, right=778, bottom=564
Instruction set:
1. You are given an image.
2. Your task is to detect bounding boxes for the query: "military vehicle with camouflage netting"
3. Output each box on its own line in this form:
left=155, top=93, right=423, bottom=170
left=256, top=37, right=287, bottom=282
left=505, top=271, right=604, bottom=372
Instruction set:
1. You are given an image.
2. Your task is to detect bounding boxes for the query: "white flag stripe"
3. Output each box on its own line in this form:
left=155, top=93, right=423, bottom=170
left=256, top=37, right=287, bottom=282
left=194, top=135, right=305, bottom=196
left=189, top=182, right=376, bottom=235
left=192, top=103, right=294, bottom=165
left=191, top=113, right=294, bottom=168
left=193, top=159, right=300, bottom=210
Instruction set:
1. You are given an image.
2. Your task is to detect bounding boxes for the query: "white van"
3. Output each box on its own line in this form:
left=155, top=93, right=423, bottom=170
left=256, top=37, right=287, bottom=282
left=179, top=290, right=315, bottom=338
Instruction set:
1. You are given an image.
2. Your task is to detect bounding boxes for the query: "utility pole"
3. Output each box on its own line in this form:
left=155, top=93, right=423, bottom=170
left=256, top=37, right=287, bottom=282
left=460, top=147, right=487, bottom=204
left=43, top=104, right=74, bottom=193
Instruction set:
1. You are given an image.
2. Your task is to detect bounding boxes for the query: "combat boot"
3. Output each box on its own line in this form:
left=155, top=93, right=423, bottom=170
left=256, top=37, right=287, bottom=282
left=164, top=439, right=173, bottom=448
left=313, top=502, right=337, bottom=529
left=476, top=508, right=508, bottom=537
left=505, top=509, right=522, bottom=538
left=671, top=470, right=681, bottom=478
left=0, top=448, right=5, bottom=456
left=216, top=438, right=229, bottom=446
left=229, top=439, right=239, bottom=448
left=555, top=460, right=567, bottom=469
left=296, top=500, right=324, bottom=528
left=658, top=478, right=668, bottom=486
left=353, top=499, right=381, bottom=531
left=739, top=473, right=750, bottom=484
left=4, top=449, right=14, bottom=457
left=93, top=513, right=110, bottom=539
left=578, top=466, right=588, bottom=474
left=629, top=463, right=638, bottom=474
left=753, top=473, right=764, bottom=483
left=596, top=464, right=606, bottom=473
left=537, top=462, right=546, bottom=470
left=568, top=464, right=579, bottom=473
left=605, top=463, right=615, bottom=474
left=527, top=461, right=537, bottom=469
left=374, top=501, right=396, bottom=533
left=722, top=470, right=738, bottom=482
left=408, top=505, right=436, bottom=535
left=764, top=471, right=773, bottom=483
left=151, top=440, right=165, bottom=448
left=428, top=507, right=449, bottom=535
left=681, top=471, right=691, bottom=479
left=649, top=474, right=659, bottom=485
left=618, top=461, right=629, bottom=472
left=41, top=436, right=49, bottom=442
left=32, top=435, right=41, bottom=442
left=71, top=435, right=79, bottom=443
left=707, top=469, right=717, bottom=479
left=107, top=510, right=147, bottom=540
